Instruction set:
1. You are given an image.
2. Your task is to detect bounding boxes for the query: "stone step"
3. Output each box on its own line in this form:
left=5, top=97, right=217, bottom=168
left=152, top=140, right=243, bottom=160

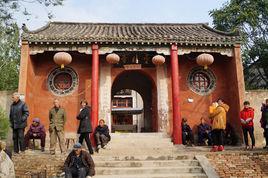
left=105, top=144, right=174, bottom=149
left=95, top=160, right=200, bottom=167
left=110, top=138, right=172, bottom=143
left=95, top=150, right=175, bottom=156
left=92, top=155, right=194, bottom=161
left=110, top=133, right=170, bottom=138
left=94, top=173, right=207, bottom=178
left=95, top=166, right=203, bottom=175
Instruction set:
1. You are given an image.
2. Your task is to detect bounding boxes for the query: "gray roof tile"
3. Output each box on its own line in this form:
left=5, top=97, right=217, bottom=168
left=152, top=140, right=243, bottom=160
left=22, top=22, right=241, bottom=45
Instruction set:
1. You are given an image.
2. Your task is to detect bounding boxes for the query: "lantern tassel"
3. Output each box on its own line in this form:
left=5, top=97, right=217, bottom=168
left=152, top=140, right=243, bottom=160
left=204, top=65, right=208, bottom=70
left=61, top=64, right=64, bottom=69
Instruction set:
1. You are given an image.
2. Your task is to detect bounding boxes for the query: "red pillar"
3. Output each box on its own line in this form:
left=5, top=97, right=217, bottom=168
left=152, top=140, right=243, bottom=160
left=91, top=44, right=99, bottom=143
left=170, top=44, right=182, bottom=144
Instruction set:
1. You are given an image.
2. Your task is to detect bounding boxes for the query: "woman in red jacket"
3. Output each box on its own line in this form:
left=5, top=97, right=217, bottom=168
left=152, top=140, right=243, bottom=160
left=240, top=101, right=255, bottom=150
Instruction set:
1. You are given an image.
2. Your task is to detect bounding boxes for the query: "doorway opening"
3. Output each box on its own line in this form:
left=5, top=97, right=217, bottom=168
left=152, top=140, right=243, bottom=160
left=111, top=71, right=157, bottom=132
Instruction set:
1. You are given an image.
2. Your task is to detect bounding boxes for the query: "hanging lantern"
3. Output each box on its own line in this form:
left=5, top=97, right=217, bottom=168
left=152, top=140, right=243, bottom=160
left=196, top=53, right=214, bottom=69
left=152, top=55, right=165, bottom=66
left=106, top=53, right=120, bottom=64
left=53, top=52, right=72, bottom=69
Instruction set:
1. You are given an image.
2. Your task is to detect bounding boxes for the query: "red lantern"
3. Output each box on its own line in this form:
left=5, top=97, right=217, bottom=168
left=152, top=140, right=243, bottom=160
left=106, top=53, right=120, bottom=64
left=152, top=55, right=165, bottom=65
left=196, top=53, right=214, bottom=69
left=53, top=52, right=72, bottom=69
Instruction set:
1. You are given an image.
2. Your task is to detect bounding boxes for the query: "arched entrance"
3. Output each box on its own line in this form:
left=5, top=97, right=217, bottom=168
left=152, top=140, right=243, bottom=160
left=111, top=70, right=157, bottom=132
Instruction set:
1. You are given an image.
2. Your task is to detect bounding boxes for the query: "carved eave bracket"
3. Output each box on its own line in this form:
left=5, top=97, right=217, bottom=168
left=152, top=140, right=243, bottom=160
left=178, top=47, right=234, bottom=57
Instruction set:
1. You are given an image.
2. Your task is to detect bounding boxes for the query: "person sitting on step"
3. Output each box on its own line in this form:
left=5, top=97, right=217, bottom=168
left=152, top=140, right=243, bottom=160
left=197, top=117, right=212, bottom=146
left=94, top=119, right=111, bottom=152
left=64, top=143, right=95, bottom=178
left=24, top=118, right=46, bottom=152
left=182, top=118, right=194, bottom=146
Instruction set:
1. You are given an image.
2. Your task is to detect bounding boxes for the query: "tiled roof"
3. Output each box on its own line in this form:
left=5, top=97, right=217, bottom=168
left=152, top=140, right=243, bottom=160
left=22, top=22, right=241, bottom=46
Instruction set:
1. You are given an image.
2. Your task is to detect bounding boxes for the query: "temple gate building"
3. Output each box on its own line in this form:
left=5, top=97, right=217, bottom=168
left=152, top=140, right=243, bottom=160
left=19, top=22, right=244, bottom=144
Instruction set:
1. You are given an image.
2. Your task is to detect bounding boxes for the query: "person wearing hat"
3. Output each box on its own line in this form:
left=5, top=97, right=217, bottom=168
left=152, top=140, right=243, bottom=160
left=24, top=118, right=46, bottom=152
left=64, top=143, right=95, bottom=178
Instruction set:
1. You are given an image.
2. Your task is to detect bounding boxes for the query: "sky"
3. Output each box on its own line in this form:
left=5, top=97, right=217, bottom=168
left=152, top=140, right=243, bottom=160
left=16, top=0, right=229, bottom=31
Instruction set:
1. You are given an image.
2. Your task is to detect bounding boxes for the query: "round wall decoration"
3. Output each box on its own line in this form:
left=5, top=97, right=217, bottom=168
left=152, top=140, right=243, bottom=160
left=187, top=67, right=216, bottom=95
left=47, top=67, right=78, bottom=95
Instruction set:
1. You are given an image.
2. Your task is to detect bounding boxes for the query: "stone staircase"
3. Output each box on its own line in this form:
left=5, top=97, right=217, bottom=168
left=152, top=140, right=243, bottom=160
left=13, top=133, right=209, bottom=178
left=93, top=133, right=207, bottom=178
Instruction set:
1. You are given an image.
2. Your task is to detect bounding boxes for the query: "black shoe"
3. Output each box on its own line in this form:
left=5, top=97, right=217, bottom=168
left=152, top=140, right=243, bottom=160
left=41, top=147, right=45, bottom=152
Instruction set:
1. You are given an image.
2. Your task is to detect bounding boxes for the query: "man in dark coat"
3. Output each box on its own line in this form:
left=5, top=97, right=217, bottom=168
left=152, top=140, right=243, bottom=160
left=77, top=100, right=93, bottom=154
left=25, top=118, right=46, bottom=151
left=94, top=119, right=110, bottom=152
left=64, top=143, right=95, bottom=178
left=9, top=92, right=29, bottom=153
left=261, top=99, right=268, bottom=149
left=182, top=118, right=194, bottom=145
left=197, top=117, right=212, bottom=146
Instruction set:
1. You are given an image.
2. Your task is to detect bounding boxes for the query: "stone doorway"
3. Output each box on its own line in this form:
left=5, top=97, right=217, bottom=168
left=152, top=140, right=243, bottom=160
left=111, top=70, right=157, bottom=132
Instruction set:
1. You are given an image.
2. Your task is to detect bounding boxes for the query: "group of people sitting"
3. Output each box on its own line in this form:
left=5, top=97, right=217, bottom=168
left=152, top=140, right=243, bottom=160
left=182, top=99, right=232, bottom=151
left=182, top=117, right=237, bottom=146
left=182, top=98, right=268, bottom=152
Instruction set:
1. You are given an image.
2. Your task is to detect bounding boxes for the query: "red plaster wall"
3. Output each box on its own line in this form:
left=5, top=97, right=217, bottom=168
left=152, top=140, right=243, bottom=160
left=25, top=52, right=91, bottom=133
left=167, top=53, right=242, bottom=142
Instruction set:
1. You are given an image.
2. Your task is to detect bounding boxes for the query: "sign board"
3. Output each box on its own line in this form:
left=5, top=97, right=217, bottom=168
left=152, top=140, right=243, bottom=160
left=123, top=64, right=142, bottom=70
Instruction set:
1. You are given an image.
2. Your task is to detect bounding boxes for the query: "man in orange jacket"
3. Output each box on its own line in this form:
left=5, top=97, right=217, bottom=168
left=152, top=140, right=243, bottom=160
left=240, top=101, right=255, bottom=150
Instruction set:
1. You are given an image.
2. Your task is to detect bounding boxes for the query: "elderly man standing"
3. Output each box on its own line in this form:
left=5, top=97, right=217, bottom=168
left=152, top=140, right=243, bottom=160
left=49, top=99, right=66, bottom=155
left=9, top=92, right=29, bottom=154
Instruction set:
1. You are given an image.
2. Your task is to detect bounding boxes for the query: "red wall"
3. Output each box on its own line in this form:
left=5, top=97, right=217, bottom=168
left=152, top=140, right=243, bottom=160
left=25, top=52, right=91, bottom=133
left=24, top=50, right=242, bottom=142
left=170, top=53, right=242, bottom=141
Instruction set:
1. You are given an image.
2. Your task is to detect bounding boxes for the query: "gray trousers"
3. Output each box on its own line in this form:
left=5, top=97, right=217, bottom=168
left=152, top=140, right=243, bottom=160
left=94, top=132, right=109, bottom=146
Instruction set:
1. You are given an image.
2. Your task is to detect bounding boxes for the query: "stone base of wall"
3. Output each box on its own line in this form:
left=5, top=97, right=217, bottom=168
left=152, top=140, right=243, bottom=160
left=207, top=152, right=268, bottom=177
left=13, top=152, right=65, bottom=177
left=245, top=90, right=268, bottom=147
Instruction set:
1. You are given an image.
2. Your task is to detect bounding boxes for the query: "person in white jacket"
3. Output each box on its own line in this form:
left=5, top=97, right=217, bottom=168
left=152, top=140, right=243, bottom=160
left=0, top=141, right=15, bottom=178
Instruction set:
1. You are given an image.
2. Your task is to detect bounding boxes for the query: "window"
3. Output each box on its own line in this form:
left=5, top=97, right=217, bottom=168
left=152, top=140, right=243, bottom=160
left=48, top=67, right=78, bottom=96
left=112, top=97, right=133, bottom=108
left=187, top=67, right=216, bottom=95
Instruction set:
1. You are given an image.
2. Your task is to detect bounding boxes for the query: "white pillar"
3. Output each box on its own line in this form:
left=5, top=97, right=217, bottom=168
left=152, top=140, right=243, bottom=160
left=156, top=64, right=170, bottom=133
left=98, top=62, right=112, bottom=131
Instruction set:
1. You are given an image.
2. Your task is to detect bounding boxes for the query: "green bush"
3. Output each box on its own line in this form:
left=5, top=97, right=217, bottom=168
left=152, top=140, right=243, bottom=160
left=0, top=107, right=9, bottom=139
